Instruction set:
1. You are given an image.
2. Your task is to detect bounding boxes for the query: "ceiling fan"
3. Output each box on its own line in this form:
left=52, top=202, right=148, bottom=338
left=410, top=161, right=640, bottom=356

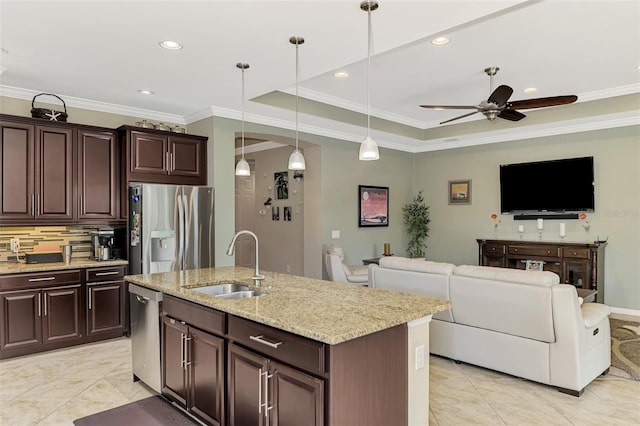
left=420, top=67, right=578, bottom=125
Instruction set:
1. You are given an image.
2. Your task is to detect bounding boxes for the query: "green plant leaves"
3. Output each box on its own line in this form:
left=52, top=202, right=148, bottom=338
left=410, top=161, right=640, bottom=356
left=402, top=190, right=430, bottom=258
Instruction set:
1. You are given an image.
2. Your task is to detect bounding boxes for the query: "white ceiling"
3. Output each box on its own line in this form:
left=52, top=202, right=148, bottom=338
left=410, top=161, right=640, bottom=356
left=1, top=0, right=639, bottom=153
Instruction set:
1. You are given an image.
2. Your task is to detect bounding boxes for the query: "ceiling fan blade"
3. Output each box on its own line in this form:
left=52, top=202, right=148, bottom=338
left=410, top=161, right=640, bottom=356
left=420, top=105, right=478, bottom=110
left=487, top=85, right=513, bottom=106
left=498, top=109, right=526, bottom=121
left=440, top=110, right=479, bottom=125
left=509, top=95, right=578, bottom=110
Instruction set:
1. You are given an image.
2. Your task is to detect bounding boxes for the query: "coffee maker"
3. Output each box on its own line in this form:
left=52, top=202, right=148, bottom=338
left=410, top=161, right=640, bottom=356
left=91, top=228, right=115, bottom=261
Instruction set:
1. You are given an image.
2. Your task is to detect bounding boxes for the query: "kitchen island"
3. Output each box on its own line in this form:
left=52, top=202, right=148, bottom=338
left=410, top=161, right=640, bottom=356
left=125, top=266, right=450, bottom=426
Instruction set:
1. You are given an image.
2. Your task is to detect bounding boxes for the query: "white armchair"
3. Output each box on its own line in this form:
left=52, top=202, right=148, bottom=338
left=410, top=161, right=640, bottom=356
left=325, top=244, right=369, bottom=285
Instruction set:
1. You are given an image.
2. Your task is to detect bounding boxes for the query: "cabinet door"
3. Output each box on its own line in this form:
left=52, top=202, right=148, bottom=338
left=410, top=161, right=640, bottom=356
left=563, top=260, right=591, bottom=289
left=228, top=344, right=268, bottom=426
left=35, top=125, right=74, bottom=221
left=162, top=316, right=188, bottom=406
left=270, top=361, right=324, bottom=426
left=77, top=129, right=117, bottom=220
left=0, top=121, right=35, bottom=221
left=0, top=289, right=41, bottom=350
left=87, top=281, right=125, bottom=336
left=169, top=136, right=205, bottom=180
left=42, top=284, right=82, bottom=344
left=130, top=131, right=168, bottom=175
left=189, top=327, right=225, bottom=426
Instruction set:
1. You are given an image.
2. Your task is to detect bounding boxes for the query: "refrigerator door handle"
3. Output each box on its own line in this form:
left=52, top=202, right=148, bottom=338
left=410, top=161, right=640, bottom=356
left=176, top=190, right=185, bottom=271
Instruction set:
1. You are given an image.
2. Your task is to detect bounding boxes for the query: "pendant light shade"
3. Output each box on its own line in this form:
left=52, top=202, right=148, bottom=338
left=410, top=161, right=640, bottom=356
left=235, top=62, right=251, bottom=176
left=359, top=0, right=380, bottom=161
left=288, top=36, right=306, bottom=171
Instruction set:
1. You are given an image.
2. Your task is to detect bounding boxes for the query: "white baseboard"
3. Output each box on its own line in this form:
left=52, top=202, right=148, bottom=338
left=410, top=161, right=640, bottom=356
left=610, top=306, right=640, bottom=319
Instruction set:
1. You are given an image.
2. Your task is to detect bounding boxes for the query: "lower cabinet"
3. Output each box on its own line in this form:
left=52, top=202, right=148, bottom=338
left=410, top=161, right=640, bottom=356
left=228, top=343, right=324, bottom=426
left=162, top=296, right=225, bottom=426
left=85, top=266, right=127, bottom=338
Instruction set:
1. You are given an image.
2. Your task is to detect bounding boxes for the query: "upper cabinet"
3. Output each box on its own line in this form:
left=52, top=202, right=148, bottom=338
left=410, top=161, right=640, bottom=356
left=118, top=126, right=207, bottom=186
left=0, top=115, right=120, bottom=225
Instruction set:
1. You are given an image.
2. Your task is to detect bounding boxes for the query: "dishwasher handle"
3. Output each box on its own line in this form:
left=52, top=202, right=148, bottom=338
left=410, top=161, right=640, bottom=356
left=135, top=294, right=149, bottom=304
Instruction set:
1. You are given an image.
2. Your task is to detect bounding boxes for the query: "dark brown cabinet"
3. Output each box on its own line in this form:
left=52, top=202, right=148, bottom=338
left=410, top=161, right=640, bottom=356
left=477, top=239, right=607, bottom=302
left=228, top=344, right=324, bottom=426
left=1, top=115, right=122, bottom=225
left=77, top=129, right=118, bottom=220
left=0, top=270, right=83, bottom=355
left=162, top=295, right=225, bottom=426
left=85, top=266, right=127, bottom=337
left=0, top=120, right=73, bottom=223
left=119, top=126, right=207, bottom=186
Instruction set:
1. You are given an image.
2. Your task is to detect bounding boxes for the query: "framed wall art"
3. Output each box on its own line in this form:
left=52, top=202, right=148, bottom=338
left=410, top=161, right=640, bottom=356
left=448, top=179, right=472, bottom=205
left=275, top=171, right=288, bottom=200
left=358, top=185, right=389, bottom=227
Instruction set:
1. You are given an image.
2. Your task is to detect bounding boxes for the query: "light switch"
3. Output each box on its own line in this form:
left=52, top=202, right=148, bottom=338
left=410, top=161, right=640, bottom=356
left=331, top=230, right=340, bottom=239
left=415, top=345, right=425, bottom=370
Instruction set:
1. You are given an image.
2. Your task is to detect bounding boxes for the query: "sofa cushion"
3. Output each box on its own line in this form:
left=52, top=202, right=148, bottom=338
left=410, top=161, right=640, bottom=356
left=454, top=265, right=560, bottom=287
left=379, top=257, right=455, bottom=275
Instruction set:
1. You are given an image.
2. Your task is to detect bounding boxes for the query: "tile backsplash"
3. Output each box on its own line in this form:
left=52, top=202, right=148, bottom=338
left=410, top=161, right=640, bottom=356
left=0, top=226, right=121, bottom=262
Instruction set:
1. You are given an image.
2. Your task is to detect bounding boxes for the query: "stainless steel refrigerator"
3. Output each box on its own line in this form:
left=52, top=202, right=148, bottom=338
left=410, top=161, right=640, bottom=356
left=128, top=183, right=214, bottom=275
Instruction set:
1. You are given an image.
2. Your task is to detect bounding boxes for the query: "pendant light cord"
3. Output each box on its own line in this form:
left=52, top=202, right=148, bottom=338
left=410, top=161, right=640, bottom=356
left=241, top=66, right=246, bottom=158
left=366, top=5, right=372, bottom=138
left=295, top=42, right=300, bottom=151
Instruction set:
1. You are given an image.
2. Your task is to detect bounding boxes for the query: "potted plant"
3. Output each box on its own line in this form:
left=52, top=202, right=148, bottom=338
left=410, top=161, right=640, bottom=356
left=402, top=190, right=430, bottom=258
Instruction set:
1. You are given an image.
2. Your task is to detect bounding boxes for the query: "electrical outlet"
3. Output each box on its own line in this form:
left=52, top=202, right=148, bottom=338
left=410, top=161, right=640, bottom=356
left=10, top=238, right=20, bottom=253
left=415, top=345, right=425, bottom=370
left=331, top=230, right=340, bottom=239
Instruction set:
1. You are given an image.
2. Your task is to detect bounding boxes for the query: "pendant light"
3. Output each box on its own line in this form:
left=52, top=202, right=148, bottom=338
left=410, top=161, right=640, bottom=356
left=359, top=0, right=380, bottom=161
left=288, top=36, right=306, bottom=171
left=235, top=62, right=251, bottom=176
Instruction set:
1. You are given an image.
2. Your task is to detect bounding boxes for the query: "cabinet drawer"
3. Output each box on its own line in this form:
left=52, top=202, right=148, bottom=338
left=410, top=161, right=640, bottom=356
left=483, top=242, right=505, bottom=256
left=562, top=248, right=590, bottom=259
left=163, top=294, right=224, bottom=336
left=0, top=270, right=82, bottom=291
left=228, top=315, right=325, bottom=376
left=508, top=245, right=560, bottom=258
left=86, top=266, right=126, bottom=282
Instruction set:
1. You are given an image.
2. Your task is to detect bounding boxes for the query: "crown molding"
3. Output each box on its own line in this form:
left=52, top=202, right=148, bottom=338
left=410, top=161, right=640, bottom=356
left=0, top=85, right=186, bottom=124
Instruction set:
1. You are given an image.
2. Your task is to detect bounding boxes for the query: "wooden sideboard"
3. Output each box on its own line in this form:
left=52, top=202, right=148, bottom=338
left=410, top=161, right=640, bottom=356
left=477, top=239, right=606, bottom=303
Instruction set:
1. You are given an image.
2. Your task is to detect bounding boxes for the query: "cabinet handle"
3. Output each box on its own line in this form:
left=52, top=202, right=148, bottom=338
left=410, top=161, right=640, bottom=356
left=165, top=152, right=171, bottom=174
left=265, top=372, right=273, bottom=422
left=37, top=293, right=42, bottom=317
left=514, top=248, right=518, bottom=252
left=36, top=193, right=40, bottom=217
left=250, top=335, right=283, bottom=349
left=170, top=152, right=175, bottom=173
left=31, top=193, right=35, bottom=217
left=184, top=336, right=192, bottom=368
left=88, top=288, right=92, bottom=310
left=28, top=277, right=56, bottom=282
left=180, top=333, right=185, bottom=368
left=43, top=293, right=48, bottom=316
left=258, top=368, right=264, bottom=415
left=95, top=271, right=119, bottom=276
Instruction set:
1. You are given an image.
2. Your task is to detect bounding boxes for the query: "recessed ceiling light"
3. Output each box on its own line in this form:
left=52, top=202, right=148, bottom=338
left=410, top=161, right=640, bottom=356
left=523, top=87, right=538, bottom=94
left=159, top=40, right=183, bottom=50
left=431, top=37, right=450, bottom=45
left=334, top=71, right=349, bottom=78
left=138, top=89, right=154, bottom=95
left=434, top=107, right=445, bottom=111
left=636, top=65, right=640, bottom=70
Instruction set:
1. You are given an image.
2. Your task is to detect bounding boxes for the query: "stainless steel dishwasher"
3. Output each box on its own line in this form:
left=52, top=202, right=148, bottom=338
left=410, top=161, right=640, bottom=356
left=129, top=283, right=163, bottom=393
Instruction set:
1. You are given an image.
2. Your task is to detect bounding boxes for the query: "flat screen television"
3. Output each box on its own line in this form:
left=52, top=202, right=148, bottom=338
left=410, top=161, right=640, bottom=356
left=500, top=156, right=595, bottom=214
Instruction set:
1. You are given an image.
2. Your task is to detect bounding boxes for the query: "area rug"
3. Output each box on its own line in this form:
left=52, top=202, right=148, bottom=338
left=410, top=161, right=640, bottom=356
left=609, top=318, right=640, bottom=381
left=74, top=396, right=200, bottom=426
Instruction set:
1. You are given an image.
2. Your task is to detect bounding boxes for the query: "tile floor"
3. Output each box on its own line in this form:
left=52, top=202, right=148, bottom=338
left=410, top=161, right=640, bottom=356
left=1, top=337, right=639, bottom=425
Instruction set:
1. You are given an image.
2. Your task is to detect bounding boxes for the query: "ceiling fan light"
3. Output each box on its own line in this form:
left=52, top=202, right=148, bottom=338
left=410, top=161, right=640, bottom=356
left=235, top=158, right=251, bottom=176
left=288, top=149, right=306, bottom=170
left=359, top=136, right=379, bottom=161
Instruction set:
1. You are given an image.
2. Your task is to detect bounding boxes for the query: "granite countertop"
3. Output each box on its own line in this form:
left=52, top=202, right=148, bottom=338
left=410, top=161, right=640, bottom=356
left=0, top=259, right=129, bottom=275
left=125, top=266, right=451, bottom=345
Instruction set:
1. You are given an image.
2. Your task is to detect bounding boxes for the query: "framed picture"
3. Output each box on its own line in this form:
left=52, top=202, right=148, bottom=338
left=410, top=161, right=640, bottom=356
left=274, top=171, right=288, bottom=200
left=358, top=185, right=389, bottom=227
left=448, top=179, right=472, bottom=205
left=525, top=260, right=545, bottom=271
left=272, top=206, right=280, bottom=221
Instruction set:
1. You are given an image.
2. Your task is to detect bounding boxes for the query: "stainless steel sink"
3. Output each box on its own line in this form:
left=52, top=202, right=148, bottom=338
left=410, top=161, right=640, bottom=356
left=190, top=284, right=265, bottom=299
left=190, top=283, right=250, bottom=296
left=215, top=290, right=265, bottom=300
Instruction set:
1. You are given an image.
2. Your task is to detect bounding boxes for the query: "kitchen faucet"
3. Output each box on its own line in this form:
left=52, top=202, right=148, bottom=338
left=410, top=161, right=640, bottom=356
left=226, top=230, right=265, bottom=286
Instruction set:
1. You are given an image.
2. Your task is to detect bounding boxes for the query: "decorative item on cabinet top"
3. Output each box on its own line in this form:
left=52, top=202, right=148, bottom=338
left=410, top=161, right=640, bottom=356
left=30, top=93, right=68, bottom=122
left=133, top=119, right=186, bottom=133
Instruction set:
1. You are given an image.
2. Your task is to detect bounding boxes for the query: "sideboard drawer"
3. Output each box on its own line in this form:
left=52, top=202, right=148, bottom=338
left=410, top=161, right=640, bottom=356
left=228, top=315, right=325, bottom=376
left=86, top=266, right=126, bottom=282
left=508, top=245, right=560, bottom=258
left=0, top=270, right=82, bottom=290
left=562, top=248, right=590, bottom=259
left=483, top=242, right=505, bottom=255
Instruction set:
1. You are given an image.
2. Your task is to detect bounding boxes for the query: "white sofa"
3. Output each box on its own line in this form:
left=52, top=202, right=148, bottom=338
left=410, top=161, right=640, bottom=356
left=369, top=257, right=611, bottom=396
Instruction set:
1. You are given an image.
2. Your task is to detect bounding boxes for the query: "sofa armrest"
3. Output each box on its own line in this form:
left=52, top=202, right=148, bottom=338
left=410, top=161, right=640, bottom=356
left=581, top=303, right=611, bottom=328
